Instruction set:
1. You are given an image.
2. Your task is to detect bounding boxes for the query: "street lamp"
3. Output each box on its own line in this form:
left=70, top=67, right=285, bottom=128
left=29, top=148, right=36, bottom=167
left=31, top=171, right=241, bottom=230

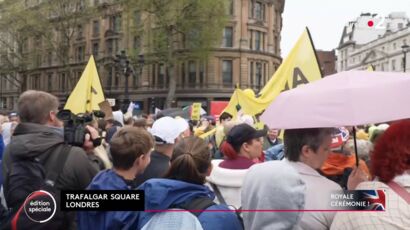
left=114, top=50, right=133, bottom=112
left=401, top=44, right=409, bottom=72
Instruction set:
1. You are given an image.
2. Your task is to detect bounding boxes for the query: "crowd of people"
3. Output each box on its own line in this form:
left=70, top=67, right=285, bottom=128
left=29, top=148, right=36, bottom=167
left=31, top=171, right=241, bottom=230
left=0, top=90, right=408, bottom=229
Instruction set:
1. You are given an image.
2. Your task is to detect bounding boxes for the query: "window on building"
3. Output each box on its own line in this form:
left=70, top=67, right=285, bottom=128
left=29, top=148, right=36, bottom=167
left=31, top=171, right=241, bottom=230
left=158, top=64, right=165, bottom=87
left=133, top=36, right=141, bottom=49
left=133, top=71, right=138, bottom=88
left=93, top=20, right=99, bottom=36
left=114, top=71, right=119, bottom=88
left=254, top=2, right=264, bottom=21
left=107, top=67, right=113, bottom=89
left=222, top=60, right=233, bottom=85
left=9, top=97, right=14, bottom=110
left=199, top=62, right=204, bottom=85
left=0, top=97, right=6, bottom=109
left=249, top=61, right=254, bottom=86
left=274, top=35, right=278, bottom=54
left=393, top=42, right=396, bottom=50
left=181, top=63, right=185, bottom=86
left=114, top=39, right=119, bottom=54
left=22, top=38, right=28, bottom=53
left=60, top=73, right=66, bottom=90
left=48, top=73, right=53, bottom=91
left=79, top=0, right=85, bottom=10
left=392, top=59, right=396, bottom=71
left=35, top=54, right=42, bottom=67
left=77, top=25, right=83, bottom=38
left=228, top=0, right=234, bottom=15
left=398, top=23, right=403, bottom=29
left=106, top=39, right=113, bottom=55
left=223, top=27, right=233, bottom=47
left=33, top=35, right=41, bottom=47
left=92, top=42, right=99, bottom=57
left=249, top=30, right=253, bottom=49
left=256, top=63, right=262, bottom=89
left=185, top=29, right=200, bottom=49
left=112, top=15, right=122, bottom=32
left=134, top=10, right=141, bottom=26
left=47, top=51, right=52, bottom=66
left=77, top=46, right=84, bottom=62
left=32, top=75, right=40, bottom=89
left=188, top=61, right=196, bottom=85
left=255, top=31, right=261, bottom=51
left=263, top=63, right=267, bottom=84
left=152, top=65, right=156, bottom=86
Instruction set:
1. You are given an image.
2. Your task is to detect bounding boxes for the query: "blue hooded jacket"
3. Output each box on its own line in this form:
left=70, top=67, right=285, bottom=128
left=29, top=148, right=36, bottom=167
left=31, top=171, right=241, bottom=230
left=77, top=170, right=139, bottom=230
left=137, top=178, right=243, bottom=230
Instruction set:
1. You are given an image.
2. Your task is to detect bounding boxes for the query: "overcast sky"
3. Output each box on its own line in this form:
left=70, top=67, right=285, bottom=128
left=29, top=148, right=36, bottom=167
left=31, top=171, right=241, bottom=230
left=281, top=0, right=410, bottom=56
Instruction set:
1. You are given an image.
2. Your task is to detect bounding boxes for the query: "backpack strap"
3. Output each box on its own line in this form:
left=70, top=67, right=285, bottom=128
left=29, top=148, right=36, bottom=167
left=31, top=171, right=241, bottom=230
left=209, top=182, right=227, bottom=205
left=235, top=206, right=244, bottom=230
left=45, top=144, right=72, bottom=187
left=174, top=197, right=215, bottom=217
left=388, top=181, right=410, bottom=204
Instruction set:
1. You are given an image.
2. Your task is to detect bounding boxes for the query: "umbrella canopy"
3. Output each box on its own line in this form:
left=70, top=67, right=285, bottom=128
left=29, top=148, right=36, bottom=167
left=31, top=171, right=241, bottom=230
left=261, top=70, right=410, bottom=129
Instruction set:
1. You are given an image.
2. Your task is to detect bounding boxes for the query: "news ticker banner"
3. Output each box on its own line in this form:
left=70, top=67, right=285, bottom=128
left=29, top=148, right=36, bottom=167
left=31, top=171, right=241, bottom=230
left=61, top=190, right=145, bottom=211
left=327, top=190, right=386, bottom=211
left=23, top=189, right=385, bottom=222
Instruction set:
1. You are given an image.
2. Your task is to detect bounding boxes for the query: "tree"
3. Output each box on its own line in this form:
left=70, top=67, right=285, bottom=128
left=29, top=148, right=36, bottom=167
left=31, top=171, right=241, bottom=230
left=128, top=0, right=229, bottom=108
left=0, top=0, right=45, bottom=92
left=0, top=0, right=97, bottom=93
left=34, top=0, right=97, bottom=89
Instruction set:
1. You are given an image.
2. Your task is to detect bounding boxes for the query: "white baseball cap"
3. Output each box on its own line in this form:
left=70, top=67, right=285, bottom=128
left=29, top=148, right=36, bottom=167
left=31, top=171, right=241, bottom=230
left=150, top=116, right=188, bottom=144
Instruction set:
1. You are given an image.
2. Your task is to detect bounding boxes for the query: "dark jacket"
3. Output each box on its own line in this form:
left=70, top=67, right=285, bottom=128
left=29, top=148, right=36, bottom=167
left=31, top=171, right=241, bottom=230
left=135, top=151, right=170, bottom=187
left=77, top=170, right=139, bottom=230
left=137, top=179, right=243, bottom=230
left=2, top=123, right=100, bottom=203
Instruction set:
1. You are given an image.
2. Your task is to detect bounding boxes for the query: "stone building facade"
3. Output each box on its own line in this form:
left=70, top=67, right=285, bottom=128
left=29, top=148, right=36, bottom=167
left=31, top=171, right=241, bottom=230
left=0, top=0, right=285, bottom=113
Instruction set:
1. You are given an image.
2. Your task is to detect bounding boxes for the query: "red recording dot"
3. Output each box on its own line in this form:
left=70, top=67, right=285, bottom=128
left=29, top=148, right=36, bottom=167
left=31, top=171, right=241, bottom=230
left=368, top=20, right=374, bottom=27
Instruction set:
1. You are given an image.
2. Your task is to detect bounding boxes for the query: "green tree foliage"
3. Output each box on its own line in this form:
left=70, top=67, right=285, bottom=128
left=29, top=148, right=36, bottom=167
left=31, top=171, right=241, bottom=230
left=0, top=0, right=97, bottom=91
left=128, top=0, right=229, bottom=108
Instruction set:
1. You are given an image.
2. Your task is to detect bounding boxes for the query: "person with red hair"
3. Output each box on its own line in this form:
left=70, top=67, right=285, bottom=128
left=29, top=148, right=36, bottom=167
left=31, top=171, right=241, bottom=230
left=331, top=120, right=410, bottom=230
left=206, top=123, right=266, bottom=209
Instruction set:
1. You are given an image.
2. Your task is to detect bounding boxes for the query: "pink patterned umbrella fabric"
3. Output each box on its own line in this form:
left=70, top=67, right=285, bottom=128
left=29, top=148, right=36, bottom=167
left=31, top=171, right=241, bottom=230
left=260, top=71, right=410, bottom=129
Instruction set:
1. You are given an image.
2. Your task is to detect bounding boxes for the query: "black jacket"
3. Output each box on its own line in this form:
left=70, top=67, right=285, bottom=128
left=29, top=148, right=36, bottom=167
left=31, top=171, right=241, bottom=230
left=2, top=122, right=99, bottom=195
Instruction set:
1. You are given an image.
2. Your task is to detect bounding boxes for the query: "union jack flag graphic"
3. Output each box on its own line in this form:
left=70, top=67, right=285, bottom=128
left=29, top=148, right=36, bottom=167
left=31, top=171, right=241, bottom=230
left=362, top=190, right=386, bottom=211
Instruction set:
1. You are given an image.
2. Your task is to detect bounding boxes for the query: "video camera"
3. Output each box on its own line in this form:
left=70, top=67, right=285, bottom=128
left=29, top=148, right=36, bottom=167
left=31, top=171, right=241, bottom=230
left=57, top=110, right=105, bottom=147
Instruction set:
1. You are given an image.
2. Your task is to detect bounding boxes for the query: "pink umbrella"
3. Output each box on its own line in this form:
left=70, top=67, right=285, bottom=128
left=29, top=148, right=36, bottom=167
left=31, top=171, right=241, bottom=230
left=260, top=70, right=410, bottom=165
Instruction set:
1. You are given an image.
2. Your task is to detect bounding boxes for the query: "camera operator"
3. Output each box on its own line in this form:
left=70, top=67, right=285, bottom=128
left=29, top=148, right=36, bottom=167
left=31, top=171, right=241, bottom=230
left=1, top=90, right=100, bottom=229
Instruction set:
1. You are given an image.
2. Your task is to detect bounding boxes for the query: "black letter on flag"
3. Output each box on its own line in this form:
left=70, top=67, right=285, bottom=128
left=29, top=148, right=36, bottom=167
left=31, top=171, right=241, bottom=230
left=292, top=67, right=308, bottom=88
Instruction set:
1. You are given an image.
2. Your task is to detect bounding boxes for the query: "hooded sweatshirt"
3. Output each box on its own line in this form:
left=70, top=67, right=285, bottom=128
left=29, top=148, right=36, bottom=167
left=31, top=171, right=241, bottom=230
left=137, top=178, right=243, bottom=230
left=77, top=170, right=139, bottom=230
left=241, top=161, right=306, bottom=230
left=2, top=123, right=100, bottom=206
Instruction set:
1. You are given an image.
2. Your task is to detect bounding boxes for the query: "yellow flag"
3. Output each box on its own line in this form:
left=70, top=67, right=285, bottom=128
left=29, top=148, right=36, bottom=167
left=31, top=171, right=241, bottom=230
left=367, top=65, right=374, bottom=71
left=64, top=55, right=105, bottom=114
left=223, top=28, right=322, bottom=118
left=191, top=103, right=202, bottom=121
left=199, top=128, right=216, bottom=139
